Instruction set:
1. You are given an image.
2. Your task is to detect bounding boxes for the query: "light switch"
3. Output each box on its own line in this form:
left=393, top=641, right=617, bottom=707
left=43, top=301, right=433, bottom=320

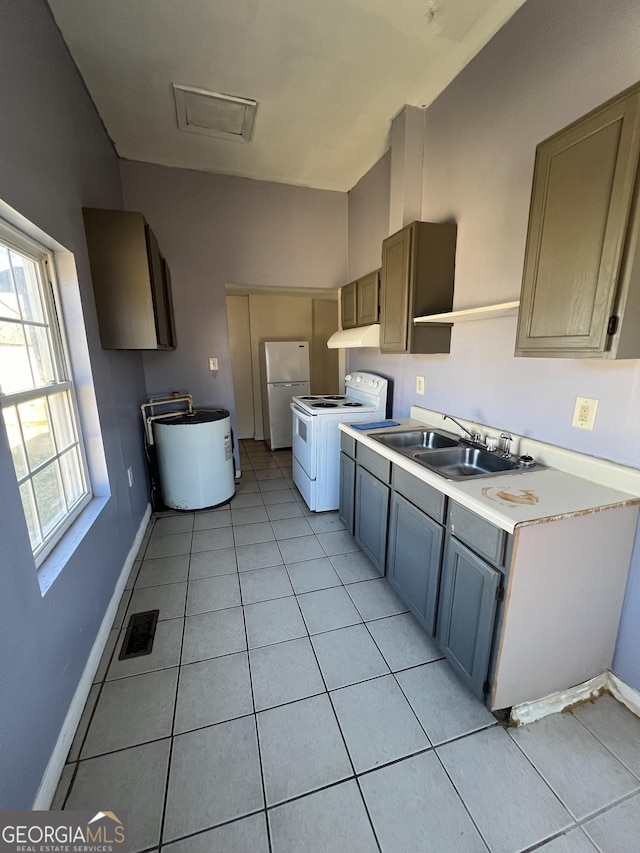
left=209, top=357, right=219, bottom=371
left=416, top=376, right=425, bottom=395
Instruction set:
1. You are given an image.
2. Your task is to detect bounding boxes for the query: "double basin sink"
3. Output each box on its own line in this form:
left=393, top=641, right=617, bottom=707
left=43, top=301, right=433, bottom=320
left=372, top=428, right=535, bottom=481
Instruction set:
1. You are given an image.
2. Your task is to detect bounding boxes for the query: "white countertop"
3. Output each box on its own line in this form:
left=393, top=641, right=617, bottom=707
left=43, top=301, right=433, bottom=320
left=339, top=417, right=640, bottom=534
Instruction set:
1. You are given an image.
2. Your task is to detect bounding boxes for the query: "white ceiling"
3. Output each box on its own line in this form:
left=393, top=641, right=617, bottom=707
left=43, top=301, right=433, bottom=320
left=48, top=0, right=526, bottom=192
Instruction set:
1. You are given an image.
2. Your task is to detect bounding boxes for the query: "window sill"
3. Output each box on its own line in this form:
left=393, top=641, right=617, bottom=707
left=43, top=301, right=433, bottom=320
left=38, top=495, right=110, bottom=596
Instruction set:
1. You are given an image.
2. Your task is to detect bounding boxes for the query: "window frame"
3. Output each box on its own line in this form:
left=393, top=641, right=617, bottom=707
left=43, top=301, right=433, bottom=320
left=0, top=219, right=92, bottom=566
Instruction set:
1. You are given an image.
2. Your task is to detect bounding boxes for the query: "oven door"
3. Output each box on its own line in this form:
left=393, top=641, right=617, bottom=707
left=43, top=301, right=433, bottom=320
left=291, top=404, right=316, bottom=479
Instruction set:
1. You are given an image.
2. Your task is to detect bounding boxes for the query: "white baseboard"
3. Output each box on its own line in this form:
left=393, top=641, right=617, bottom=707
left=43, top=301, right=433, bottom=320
left=608, top=671, right=640, bottom=717
left=510, top=671, right=640, bottom=726
left=32, top=504, right=152, bottom=809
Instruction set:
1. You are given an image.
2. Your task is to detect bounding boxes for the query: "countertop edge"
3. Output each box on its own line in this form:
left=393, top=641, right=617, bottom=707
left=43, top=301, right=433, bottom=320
left=339, top=419, right=640, bottom=534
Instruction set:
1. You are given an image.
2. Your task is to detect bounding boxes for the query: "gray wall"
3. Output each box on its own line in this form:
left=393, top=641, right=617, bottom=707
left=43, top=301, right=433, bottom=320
left=0, top=1, right=150, bottom=807
left=348, top=0, right=640, bottom=690
left=120, top=161, right=348, bottom=438
left=348, top=151, right=390, bottom=281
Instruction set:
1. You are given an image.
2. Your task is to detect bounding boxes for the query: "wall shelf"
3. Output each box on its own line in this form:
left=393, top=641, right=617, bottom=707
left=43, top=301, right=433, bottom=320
left=413, top=300, right=520, bottom=325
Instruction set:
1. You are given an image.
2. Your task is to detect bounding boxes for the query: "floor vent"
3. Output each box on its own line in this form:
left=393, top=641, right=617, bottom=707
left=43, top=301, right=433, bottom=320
left=119, top=610, right=159, bottom=660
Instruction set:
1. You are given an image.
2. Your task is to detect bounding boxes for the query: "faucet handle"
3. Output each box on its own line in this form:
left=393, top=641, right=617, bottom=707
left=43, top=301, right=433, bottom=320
left=499, top=432, right=513, bottom=457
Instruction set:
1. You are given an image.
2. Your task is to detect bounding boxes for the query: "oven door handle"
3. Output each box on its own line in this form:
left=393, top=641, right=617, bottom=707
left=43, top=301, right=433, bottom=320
left=291, top=403, right=314, bottom=422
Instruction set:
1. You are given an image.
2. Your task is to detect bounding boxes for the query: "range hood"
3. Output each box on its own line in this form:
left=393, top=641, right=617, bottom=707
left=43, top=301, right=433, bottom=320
left=326, top=324, right=380, bottom=349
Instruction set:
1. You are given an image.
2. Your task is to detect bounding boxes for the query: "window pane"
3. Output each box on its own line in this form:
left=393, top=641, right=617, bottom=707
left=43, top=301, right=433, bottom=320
left=19, top=480, right=42, bottom=549
left=0, top=246, right=20, bottom=320
left=3, top=404, right=28, bottom=479
left=24, top=323, right=55, bottom=387
left=19, top=397, right=55, bottom=469
left=33, top=461, right=65, bottom=536
left=59, top=446, right=85, bottom=506
left=0, top=319, right=31, bottom=393
left=10, top=250, right=45, bottom=323
left=49, top=391, right=75, bottom=451
left=0, top=224, right=93, bottom=566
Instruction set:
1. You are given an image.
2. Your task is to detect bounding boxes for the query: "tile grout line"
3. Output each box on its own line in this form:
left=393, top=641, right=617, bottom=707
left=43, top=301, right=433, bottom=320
left=505, top=717, right=618, bottom=827
left=522, top=826, right=600, bottom=853
left=300, top=605, right=384, bottom=853
left=568, top=705, right=640, bottom=784
left=239, top=563, right=275, bottom=853
left=156, top=578, right=189, bottom=850
left=428, top=742, right=497, bottom=853
left=58, top=444, right=640, bottom=849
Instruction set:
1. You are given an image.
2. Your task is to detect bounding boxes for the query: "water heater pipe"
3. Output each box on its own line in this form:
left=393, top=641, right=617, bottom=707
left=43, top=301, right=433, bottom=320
left=141, top=393, right=194, bottom=445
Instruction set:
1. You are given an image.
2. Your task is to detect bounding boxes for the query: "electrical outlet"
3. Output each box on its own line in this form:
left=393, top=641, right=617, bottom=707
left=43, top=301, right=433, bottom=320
left=416, top=375, right=425, bottom=395
left=209, top=357, right=219, bottom=371
left=127, top=466, right=134, bottom=487
left=571, top=397, right=598, bottom=430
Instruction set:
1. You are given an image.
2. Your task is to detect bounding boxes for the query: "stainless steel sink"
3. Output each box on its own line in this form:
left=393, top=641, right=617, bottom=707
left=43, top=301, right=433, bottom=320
left=373, top=429, right=459, bottom=451
left=413, top=446, right=521, bottom=480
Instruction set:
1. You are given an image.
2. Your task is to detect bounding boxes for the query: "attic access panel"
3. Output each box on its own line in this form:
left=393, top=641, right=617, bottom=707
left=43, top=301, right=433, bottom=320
left=172, top=84, right=257, bottom=142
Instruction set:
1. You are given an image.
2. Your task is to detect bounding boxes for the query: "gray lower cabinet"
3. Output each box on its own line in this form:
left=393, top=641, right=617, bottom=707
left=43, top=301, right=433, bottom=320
left=386, top=492, right=443, bottom=637
left=354, top=465, right=389, bottom=574
left=436, top=536, right=501, bottom=699
left=338, top=451, right=356, bottom=534
left=339, top=432, right=636, bottom=711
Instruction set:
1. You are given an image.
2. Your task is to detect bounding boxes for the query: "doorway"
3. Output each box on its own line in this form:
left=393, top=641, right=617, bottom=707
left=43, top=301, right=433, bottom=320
left=226, top=285, right=341, bottom=440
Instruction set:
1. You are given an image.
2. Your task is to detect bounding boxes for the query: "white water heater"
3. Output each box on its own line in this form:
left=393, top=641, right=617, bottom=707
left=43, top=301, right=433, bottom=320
left=153, top=408, right=235, bottom=510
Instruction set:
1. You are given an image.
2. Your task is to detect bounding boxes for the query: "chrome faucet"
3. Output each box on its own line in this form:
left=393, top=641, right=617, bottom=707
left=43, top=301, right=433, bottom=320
left=500, top=433, right=513, bottom=458
left=443, top=414, right=482, bottom=445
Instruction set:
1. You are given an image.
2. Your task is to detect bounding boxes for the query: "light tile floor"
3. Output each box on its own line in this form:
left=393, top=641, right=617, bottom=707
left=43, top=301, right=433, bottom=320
left=53, top=440, right=640, bottom=852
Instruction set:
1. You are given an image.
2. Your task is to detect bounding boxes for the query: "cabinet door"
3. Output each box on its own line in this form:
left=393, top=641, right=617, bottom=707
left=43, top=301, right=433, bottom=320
left=341, top=281, right=357, bottom=329
left=387, top=492, right=443, bottom=637
left=380, top=225, right=411, bottom=352
left=437, top=537, right=500, bottom=699
left=354, top=466, right=389, bottom=574
left=356, top=270, right=380, bottom=325
left=516, top=86, right=640, bottom=357
left=145, top=226, right=172, bottom=349
left=83, top=208, right=177, bottom=350
left=161, top=259, right=177, bottom=348
left=338, top=451, right=356, bottom=535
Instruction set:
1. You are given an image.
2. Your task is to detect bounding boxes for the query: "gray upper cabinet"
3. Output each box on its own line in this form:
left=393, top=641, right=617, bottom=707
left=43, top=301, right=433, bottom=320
left=341, top=270, right=379, bottom=329
left=341, top=281, right=357, bottom=329
left=83, top=207, right=177, bottom=350
left=380, top=221, right=456, bottom=354
left=356, top=270, right=380, bottom=325
left=516, top=82, right=640, bottom=358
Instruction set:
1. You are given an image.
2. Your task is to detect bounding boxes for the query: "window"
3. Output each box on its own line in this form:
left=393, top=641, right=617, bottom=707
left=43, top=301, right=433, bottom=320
left=0, top=221, right=91, bottom=566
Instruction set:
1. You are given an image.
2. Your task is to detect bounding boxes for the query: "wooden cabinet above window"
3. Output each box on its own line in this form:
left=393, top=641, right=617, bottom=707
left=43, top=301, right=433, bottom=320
left=83, top=207, right=176, bottom=350
left=341, top=270, right=380, bottom=329
left=515, top=81, right=640, bottom=359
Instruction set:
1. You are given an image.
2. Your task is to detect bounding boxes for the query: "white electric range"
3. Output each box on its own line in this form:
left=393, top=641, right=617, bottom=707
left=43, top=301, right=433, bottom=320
left=291, top=372, right=389, bottom=511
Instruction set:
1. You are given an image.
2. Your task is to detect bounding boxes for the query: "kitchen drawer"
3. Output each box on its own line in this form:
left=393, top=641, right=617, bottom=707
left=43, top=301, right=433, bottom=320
left=340, top=432, right=356, bottom=460
left=356, top=444, right=391, bottom=483
left=392, top=466, right=445, bottom=524
left=448, top=502, right=507, bottom=567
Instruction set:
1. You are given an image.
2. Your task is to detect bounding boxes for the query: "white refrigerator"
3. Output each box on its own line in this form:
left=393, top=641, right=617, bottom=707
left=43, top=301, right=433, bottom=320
left=260, top=341, right=310, bottom=449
